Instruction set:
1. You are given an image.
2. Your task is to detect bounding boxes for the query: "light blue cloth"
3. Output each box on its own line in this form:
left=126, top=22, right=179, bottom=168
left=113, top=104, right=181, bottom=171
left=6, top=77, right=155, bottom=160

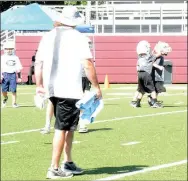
left=76, top=92, right=104, bottom=124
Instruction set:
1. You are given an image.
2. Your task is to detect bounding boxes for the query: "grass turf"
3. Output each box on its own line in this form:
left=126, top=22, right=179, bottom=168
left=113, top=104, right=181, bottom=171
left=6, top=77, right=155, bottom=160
left=1, top=84, right=187, bottom=180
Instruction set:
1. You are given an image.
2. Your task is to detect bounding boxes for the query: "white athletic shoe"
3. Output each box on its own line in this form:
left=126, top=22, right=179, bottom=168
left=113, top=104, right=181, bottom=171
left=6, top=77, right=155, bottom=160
left=12, top=103, right=19, bottom=108
left=2, top=96, right=8, bottom=108
left=78, top=126, right=88, bottom=133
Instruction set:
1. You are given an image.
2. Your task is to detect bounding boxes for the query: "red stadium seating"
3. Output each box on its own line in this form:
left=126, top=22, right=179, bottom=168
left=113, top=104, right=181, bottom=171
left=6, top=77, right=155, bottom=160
left=15, top=35, right=187, bottom=84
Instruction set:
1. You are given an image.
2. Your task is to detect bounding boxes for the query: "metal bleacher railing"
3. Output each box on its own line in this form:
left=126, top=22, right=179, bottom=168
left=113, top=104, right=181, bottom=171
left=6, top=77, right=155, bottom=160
left=1, top=1, right=187, bottom=49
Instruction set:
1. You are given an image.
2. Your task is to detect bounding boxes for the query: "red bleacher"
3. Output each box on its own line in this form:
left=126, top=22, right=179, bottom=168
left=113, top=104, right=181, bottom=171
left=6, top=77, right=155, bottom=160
left=15, top=35, right=187, bottom=84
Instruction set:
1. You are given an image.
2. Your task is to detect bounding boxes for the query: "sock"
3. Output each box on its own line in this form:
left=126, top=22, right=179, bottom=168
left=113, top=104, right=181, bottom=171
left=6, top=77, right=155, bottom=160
left=45, top=118, right=51, bottom=129
left=137, top=99, right=141, bottom=104
left=54, top=168, right=58, bottom=171
left=148, top=95, right=152, bottom=102
left=68, top=162, right=73, bottom=164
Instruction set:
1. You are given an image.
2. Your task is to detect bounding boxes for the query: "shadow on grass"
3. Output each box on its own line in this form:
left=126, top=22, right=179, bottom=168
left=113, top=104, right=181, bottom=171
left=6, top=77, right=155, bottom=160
left=5, top=105, right=35, bottom=108
left=84, top=165, right=148, bottom=175
left=104, top=103, right=120, bottom=106
left=19, top=105, right=35, bottom=108
left=88, top=128, right=113, bottom=133
left=163, top=105, right=187, bottom=108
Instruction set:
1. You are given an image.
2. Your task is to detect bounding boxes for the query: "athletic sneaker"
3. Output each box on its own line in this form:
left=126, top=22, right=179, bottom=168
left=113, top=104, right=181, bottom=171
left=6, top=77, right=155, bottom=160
left=2, top=96, right=8, bottom=108
left=78, top=126, right=88, bottom=133
left=46, top=167, right=73, bottom=179
left=12, top=103, right=19, bottom=108
left=61, top=162, right=84, bottom=175
left=130, top=101, right=141, bottom=108
left=40, top=127, right=51, bottom=134
left=148, top=95, right=163, bottom=107
left=151, top=102, right=163, bottom=108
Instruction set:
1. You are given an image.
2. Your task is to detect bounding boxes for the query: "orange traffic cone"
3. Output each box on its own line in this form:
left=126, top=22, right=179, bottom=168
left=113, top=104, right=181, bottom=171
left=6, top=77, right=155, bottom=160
left=104, top=74, right=110, bottom=89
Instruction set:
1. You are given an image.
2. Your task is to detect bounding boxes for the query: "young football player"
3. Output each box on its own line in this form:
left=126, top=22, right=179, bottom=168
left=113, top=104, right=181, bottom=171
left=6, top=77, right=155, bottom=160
left=148, top=41, right=172, bottom=106
left=130, top=40, right=163, bottom=108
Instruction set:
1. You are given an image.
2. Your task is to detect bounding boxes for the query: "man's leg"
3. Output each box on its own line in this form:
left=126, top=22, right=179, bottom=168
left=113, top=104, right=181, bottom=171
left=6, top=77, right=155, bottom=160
left=2, top=92, right=8, bottom=108
left=10, top=73, right=19, bottom=108
left=12, top=92, right=17, bottom=105
left=79, top=77, right=90, bottom=133
left=47, top=129, right=73, bottom=179
left=56, top=98, right=83, bottom=175
left=40, top=100, right=54, bottom=134
left=63, top=131, right=74, bottom=162
left=27, top=66, right=33, bottom=85
left=51, top=129, right=66, bottom=168
left=46, top=97, right=73, bottom=179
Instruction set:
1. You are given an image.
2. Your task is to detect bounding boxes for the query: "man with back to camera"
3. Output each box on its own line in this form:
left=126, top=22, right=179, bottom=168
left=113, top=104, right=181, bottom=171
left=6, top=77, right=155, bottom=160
left=35, top=6, right=102, bottom=179
left=1, top=41, right=22, bottom=108
left=39, top=25, right=93, bottom=135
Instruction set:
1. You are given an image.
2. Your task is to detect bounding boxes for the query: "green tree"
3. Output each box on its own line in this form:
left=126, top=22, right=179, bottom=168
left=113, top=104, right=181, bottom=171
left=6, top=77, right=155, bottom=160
left=0, top=1, right=89, bottom=13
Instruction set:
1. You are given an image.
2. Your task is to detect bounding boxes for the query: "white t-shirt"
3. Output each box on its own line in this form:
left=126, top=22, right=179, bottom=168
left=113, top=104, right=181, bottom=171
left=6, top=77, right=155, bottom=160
left=1, top=54, right=23, bottom=73
left=35, top=26, right=93, bottom=99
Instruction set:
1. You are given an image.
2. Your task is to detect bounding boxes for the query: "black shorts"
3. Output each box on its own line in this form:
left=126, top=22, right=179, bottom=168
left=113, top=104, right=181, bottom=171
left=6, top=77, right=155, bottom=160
left=49, top=97, right=80, bottom=131
left=154, top=81, right=166, bottom=93
left=82, top=77, right=91, bottom=92
left=137, top=71, right=155, bottom=94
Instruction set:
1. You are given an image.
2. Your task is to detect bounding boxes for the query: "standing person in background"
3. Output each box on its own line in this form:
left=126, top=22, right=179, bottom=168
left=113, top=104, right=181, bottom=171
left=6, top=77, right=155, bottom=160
left=26, top=50, right=37, bottom=85
left=78, top=37, right=92, bottom=133
left=35, top=6, right=102, bottom=179
left=1, top=41, right=22, bottom=108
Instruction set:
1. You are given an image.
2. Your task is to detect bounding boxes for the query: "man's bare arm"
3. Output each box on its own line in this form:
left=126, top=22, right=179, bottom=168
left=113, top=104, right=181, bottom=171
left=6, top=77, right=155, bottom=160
left=34, top=61, right=43, bottom=87
left=83, top=59, right=100, bottom=89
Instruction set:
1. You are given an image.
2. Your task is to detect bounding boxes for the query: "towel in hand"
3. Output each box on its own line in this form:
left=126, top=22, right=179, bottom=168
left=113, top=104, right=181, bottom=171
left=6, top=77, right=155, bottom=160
left=34, top=93, right=46, bottom=109
left=76, top=91, right=104, bottom=124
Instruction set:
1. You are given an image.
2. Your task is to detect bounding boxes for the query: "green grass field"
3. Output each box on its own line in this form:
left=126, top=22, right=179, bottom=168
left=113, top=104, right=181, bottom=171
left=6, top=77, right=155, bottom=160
left=1, top=84, right=187, bottom=181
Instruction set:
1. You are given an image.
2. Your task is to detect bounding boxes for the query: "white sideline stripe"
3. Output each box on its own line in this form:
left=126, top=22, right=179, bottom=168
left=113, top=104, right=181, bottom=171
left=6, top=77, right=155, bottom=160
left=93, top=110, right=187, bottom=124
left=1, top=110, right=187, bottom=137
left=174, top=102, right=184, bottom=105
left=1, top=128, right=42, bottom=136
left=1, top=141, right=19, bottom=145
left=114, top=86, right=187, bottom=90
left=73, top=141, right=81, bottom=144
left=121, top=141, right=140, bottom=146
left=7, top=92, right=186, bottom=107
left=106, top=93, right=133, bottom=96
left=105, top=93, right=186, bottom=97
left=94, top=159, right=187, bottom=181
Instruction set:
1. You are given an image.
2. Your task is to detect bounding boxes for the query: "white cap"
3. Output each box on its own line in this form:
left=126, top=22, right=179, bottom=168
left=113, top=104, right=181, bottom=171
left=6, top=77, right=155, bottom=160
left=56, top=6, right=84, bottom=26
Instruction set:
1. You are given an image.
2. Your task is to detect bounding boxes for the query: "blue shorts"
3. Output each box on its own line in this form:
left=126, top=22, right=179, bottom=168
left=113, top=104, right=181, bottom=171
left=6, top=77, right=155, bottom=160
left=2, top=72, right=17, bottom=93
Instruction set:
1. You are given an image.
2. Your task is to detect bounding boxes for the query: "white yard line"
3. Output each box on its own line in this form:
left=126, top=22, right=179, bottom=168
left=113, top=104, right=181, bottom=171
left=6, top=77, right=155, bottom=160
left=2, top=92, right=185, bottom=108
left=94, top=159, right=187, bottom=181
left=114, top=86, right=187, bottom=90
left=93, top=110, right=187, bottom=124
left=1, top=110, right=187, bottom=137
left=121, top=141, right=141, bottom=146
left=1, top=141, right=19, bottom=145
